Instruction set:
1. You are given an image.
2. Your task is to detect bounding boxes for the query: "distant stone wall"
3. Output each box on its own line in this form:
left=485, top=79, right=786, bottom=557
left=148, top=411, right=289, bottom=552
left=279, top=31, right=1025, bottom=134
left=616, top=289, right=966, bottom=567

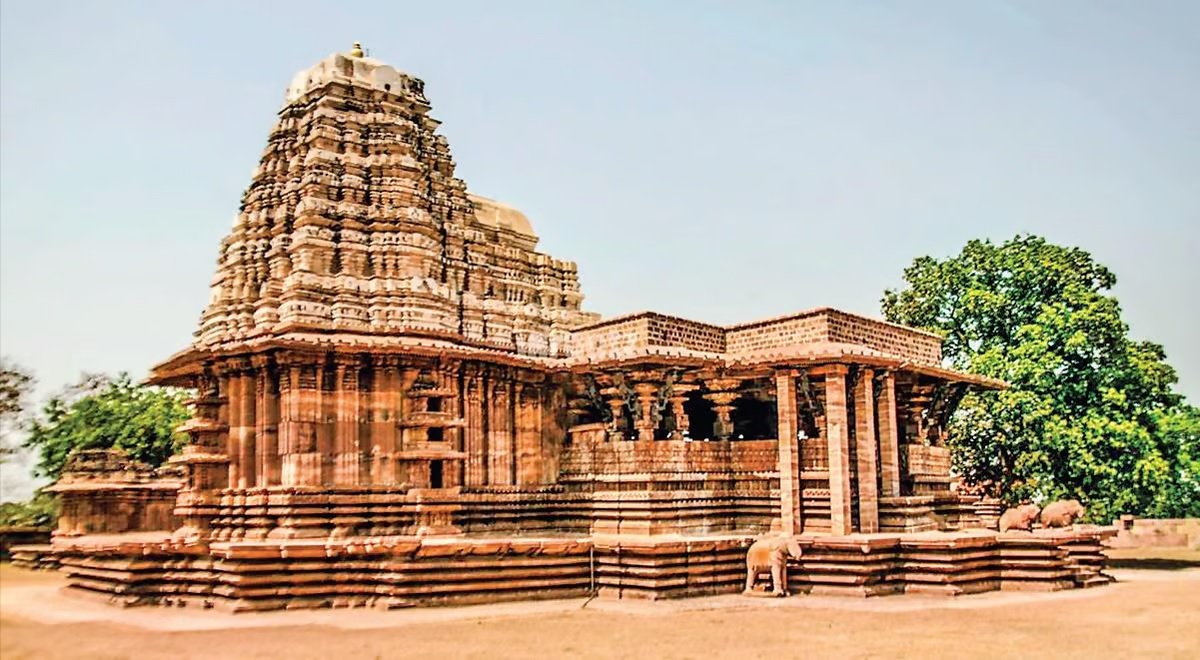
left=1109, top=517, right=1200, bottom=549
left=0, top=526, right=51, bottom=558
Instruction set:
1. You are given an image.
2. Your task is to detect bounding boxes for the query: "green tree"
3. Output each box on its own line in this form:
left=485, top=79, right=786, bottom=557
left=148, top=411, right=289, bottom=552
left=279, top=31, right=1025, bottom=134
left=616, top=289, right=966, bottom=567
left=0, top=358, right=34, bottom=462
left=24, top=373, right=191, bottom=481
left=883, top=235, right=1199, bottom=522
left=0, top=491, right=60, bottom=528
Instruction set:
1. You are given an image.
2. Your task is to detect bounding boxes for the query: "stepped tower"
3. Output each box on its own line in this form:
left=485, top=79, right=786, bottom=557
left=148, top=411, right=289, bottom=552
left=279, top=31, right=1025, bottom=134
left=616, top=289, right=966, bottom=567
left=196, top=45, right=597, bottom=357
left=148, top=45, right=602, bottom=525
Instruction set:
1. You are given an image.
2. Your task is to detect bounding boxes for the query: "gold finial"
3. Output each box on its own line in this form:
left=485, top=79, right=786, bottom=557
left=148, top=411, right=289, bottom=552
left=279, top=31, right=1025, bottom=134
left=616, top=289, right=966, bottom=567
left=349, top=42, right=364, bottom=58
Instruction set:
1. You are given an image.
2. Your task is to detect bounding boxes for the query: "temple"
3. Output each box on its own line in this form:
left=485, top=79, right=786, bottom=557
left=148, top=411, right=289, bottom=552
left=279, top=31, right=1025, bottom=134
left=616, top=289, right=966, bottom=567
left=46, top=45, right=1114, bottom=609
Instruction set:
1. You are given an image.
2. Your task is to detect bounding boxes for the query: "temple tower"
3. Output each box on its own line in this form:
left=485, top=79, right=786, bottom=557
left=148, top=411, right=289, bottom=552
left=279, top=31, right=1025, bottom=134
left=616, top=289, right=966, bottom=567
left=196, top=45, right=596, bottom=355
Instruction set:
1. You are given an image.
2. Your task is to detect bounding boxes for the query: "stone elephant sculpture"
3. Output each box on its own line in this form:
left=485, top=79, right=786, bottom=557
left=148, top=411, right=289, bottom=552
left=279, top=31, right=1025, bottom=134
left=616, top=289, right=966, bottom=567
left=744, top=536, right=803, bottom=597
left=1040, top=499, right=1086, bottom=529
left=998, top=503, right=1041, bottom=533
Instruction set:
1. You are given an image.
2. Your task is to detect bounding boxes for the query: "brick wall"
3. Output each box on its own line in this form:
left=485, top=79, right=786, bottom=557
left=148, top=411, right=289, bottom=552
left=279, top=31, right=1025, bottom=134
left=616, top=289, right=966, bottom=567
left=567, top=308, right=944, bottom=365
left=824, top=310, right=942, bottom=365
left=645, top=315, right=725, bottom=352
left=568, top=316, right=652, bottom=355
left=725, top=312, right=829, bottom=354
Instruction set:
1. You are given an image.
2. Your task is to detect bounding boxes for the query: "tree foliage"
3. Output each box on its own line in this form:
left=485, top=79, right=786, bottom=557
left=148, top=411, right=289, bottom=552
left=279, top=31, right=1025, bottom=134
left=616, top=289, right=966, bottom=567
left=23, top=373, right=191, bottom=481
left=883, top=235, right=1199, bottom=522
left=0, top=491, right=60, bottom=528
left=0, top=358, right=34, bottom=462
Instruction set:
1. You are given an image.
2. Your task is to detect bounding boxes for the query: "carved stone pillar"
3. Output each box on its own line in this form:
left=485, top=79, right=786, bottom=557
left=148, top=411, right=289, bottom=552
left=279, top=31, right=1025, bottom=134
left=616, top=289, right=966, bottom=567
left=601, top=387, right=626, bottom=442
left=277, top=361, right=298, bottom=485
left=704, top=377, right=741, bottom=441
left=224, top=365, right=242, bottom=489
left=514, top=381, right=544, bottom=485
left=371, top=357, right=400, bottom=485
left=464, top=370, right=486, bottom=487
left=511, top=381, right=523, bottom=485
left=667, top=383, right=698, bottom=439
left=282, top=361, right=321, bottom=488
left=775, top=370, right=803, bottom=534
left=854, top=368, right=879, bottom=533
left=315, top=364, right=334, bottom=486
left=243, top=368, right=258, bottom=488
left=877, top=372, right=901, bottom=498
left=251, top=355, right=280, bottom=487
left=703, top=393, right=736, bottom=441
left=820, top=365, right=853, bottom=535
left=633, top=382, right=659, bottom=442
left=486, top=375, right=513, bottom=485
left=170, top=368, right=229, bottom=541
left=333, top=356, right=361, bottom=486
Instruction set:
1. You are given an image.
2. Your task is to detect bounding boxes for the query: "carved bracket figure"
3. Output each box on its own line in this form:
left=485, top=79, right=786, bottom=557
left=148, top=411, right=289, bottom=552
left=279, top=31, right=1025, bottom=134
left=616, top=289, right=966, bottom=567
left=743, top=535, right=803, bottom=597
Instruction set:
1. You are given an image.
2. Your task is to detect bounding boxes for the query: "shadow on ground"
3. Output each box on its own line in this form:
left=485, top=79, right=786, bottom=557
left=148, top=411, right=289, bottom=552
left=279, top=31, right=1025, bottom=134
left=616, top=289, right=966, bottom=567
left=1107, top=557, right=1200, bottom=571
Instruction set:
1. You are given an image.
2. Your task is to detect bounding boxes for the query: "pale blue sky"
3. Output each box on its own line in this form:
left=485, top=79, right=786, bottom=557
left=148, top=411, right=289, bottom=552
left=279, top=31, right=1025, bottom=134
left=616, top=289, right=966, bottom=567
left=1, top=2, right=1198, bottom=495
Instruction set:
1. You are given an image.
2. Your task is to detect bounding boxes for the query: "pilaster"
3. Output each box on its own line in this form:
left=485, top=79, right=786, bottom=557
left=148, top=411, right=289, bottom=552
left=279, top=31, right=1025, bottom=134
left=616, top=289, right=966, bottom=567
left=774, top=369, right=803, bottom=534
left=877, top=371, right=901, bottom=498
left=819, top=365, right=853, bottom=535
left=252, top=355, right=280, bottom=487
left=333, top=356, right=361, bottom=486
left=854, top=368, right=879, bottom=533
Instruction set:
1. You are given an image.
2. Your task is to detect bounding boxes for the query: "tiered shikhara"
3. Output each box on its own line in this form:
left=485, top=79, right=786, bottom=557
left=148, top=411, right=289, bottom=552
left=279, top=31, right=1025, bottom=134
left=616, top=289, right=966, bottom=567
left=49, top=46, right=1114, bottom=608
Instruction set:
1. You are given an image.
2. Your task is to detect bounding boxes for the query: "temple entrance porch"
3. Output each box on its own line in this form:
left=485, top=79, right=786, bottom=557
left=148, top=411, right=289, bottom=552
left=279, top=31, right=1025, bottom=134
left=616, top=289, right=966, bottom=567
left=560, top=362, right=971, bottom=537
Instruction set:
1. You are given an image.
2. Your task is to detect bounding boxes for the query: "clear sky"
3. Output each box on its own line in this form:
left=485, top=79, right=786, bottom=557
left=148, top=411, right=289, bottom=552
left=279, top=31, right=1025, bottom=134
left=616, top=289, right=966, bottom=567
left=1, top=1, right=1197, bottom=498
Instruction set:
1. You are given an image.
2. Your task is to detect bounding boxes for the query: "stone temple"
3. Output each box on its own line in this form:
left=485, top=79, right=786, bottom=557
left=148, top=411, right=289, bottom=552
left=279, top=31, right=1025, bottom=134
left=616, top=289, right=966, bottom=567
left=47, top=45, right=1114, bottom=609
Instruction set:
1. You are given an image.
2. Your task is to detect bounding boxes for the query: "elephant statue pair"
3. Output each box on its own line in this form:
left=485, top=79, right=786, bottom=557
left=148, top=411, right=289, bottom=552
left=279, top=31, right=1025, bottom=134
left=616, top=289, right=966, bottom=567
left=744, top=535, right=803, bottom=597
left=998, top=499, right=1086, bottom=532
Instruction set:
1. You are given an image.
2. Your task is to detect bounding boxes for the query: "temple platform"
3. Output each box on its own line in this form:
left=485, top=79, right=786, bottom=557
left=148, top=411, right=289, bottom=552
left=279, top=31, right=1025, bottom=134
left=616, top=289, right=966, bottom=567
left=46, top=527, right=1116, bottom=611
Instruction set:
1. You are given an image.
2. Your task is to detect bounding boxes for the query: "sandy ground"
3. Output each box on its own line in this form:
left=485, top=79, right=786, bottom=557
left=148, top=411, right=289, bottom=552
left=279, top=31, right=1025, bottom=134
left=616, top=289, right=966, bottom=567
left=2, top=551, right=1198, bottom=660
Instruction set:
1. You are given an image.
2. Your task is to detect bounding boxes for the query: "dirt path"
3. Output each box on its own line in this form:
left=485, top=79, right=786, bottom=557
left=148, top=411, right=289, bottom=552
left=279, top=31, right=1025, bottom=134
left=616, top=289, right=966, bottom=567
left=3, top=564, right=1198, bottom=659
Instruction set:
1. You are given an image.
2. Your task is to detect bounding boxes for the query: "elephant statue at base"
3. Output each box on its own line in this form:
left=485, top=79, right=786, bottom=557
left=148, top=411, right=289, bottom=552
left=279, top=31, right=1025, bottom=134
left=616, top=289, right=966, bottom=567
left=744, top=535, right=803, bottom=597
left=998, top=503, right=1041, bottom=533
left=1040, top=499, right=1086, bottom=529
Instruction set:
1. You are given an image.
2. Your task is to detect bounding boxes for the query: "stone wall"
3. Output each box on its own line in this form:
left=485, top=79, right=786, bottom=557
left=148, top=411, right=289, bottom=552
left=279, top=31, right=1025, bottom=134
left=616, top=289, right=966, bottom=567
left=823, top=310, right=942, bottom=365
left=1108, top=517, right=1200, bottom=549
left=46, top=449, right=182, bottom=537
left=559, top=439, right=778, bottom=481
left=725, top=313, right=829, bottom=355
left=558, top=439, right=780, bottom=534
left=566, top=315, right=655, bottom=356
left=645, top=315, right=726, bottom=353
left=0, top=527, right=51, bottom=559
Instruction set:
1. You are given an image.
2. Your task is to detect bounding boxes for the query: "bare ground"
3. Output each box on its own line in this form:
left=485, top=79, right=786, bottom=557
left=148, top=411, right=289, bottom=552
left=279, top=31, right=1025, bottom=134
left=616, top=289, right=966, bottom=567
left=2, top=550, right=1198, bottom=660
